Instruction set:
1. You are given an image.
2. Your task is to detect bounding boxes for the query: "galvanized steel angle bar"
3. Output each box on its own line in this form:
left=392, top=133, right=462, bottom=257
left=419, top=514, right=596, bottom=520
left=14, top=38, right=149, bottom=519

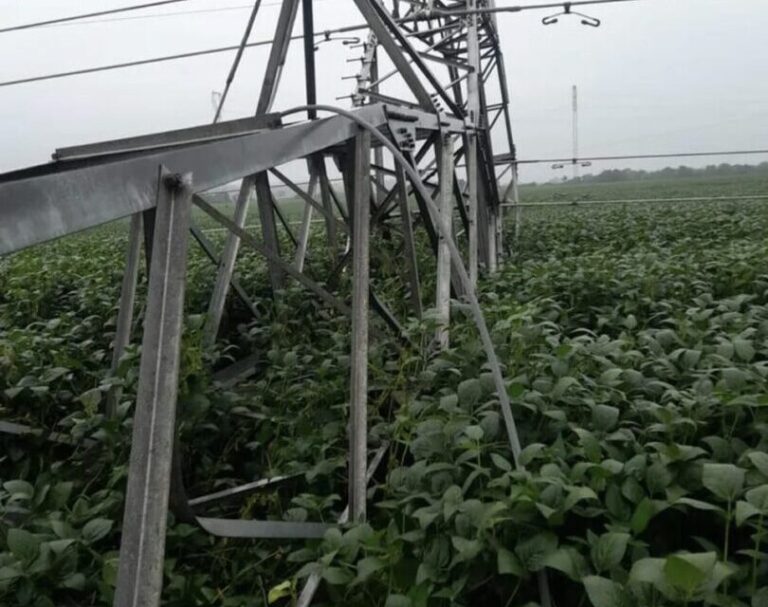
left=192, top=195, right=351, bottom=316
left=113, top=168, right=194, bottom=607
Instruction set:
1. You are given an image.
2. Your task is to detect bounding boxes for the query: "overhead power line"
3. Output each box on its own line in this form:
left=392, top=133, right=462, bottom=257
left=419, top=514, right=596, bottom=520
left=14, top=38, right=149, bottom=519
left=0, top=0, right=644, bottom=88
left=5, top=2, right=292, bottom=31
left=0, top=0, right=195, bottom=34
left=514, top=149, right=768, bottom=164
left=0, top=39, right=286, bottom=88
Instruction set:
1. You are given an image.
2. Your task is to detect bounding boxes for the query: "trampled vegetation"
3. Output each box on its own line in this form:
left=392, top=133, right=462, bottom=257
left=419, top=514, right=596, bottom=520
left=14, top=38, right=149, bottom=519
left=2, top=178, right=768, bottom=606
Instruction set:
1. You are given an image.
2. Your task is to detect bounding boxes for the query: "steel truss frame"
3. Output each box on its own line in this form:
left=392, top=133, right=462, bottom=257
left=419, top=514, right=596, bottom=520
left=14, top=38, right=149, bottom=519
left=0, top=2, right=537, bottom=605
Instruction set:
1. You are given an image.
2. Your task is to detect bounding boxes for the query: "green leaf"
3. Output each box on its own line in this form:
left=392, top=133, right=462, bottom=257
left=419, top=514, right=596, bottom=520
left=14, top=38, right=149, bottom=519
left=515, top=533, right=558, bottom=571
left=630, top=498, right=657, bottom=533
left=451, top=536, right=481, bottom=564
left=599, top=368, right=624, bottom=386
left=734, top=338, right=755, bottom=362
left=519, top=443, right=546, bottom=467
left=7, top=529, right=41, bottom=562
left=592, top=405, right=620, bottom=432
left=748, top=452, right=768, bottom=477
left=0, top=566, right=22, bottom=584
left=385, top=595, right=412, bottom=607
left=676, top=497, right=722, bottom=513
left=464, top=425, right=484, bottom=442
left=458, top=379, right=482, bottom=406
left=322, top=566, right=353, bottom=585
left=543, top=547, right=587, bottom=581
left=552, top=376, right=579, bottom=400
left=267, top=580, right=292, bottom=604
left=356, top=557, right=386, bottom=583
left=736, top=500, right=761, bottom=526
left=81, top=518, right=113, bottom=544
left=629, top=557, right=666, bottom=586
left=591, top=532, right=630, bottom=573
left=663, top=552, right=716, bottom=595
left=564, top=486, right=598, bottom=511
left=79, top=387, right=102, bottom=411
left=752, top=587, right=768, bottom=607
left=702, top=463, right=745, bottom=501
left=442, top=485, right=463, bottom=521
left=497, top=547, right=523, bottom=576
left=583, top=576, right=629, bottom=607
left=287, top=548, right=315, bottom=564
left=746, top=484, right=768, bottom=511
left=48, top=482, right=73, bottom=509
left=439, top=393, right=459, bottom=412
left=490, top=453, right=512, bottom=472
left=48, top=539, right=76, bottom=555
left=60, top=573, right=85, bottom=590
left=3, top=480, right=33, bottom=500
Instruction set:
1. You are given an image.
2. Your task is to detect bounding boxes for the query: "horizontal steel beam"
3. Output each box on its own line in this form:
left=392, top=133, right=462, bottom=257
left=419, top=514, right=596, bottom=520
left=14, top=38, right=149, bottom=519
left=54, top=114, right=283, bottom=161
left=0, top=105, right=389, bottom=255
left=197, top=518, right=330, bottom=539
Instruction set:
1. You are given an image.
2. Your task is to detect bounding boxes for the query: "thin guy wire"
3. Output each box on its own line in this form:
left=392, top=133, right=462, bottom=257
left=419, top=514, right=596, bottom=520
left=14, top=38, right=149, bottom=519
left=212, top=0, right=264, bottom=123
left=515, top=149, right=768, bottom=164
left=0, top=0, right=648, bottom=88
left=9, top=1, right=297, bottom=30
left=0, top=0, right=194, bottom=34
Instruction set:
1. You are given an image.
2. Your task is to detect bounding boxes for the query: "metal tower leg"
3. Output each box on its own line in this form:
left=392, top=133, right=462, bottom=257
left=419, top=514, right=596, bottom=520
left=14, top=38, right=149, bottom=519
left=113, top=170, right=193, bottom=607
left=255, top=173, right=284, bottom=293
left=395, top=163, right=423, bottom=319
left=203, top=176, right=253, bottom=346
left=106, top=213, right=143, bottom=418
left=436, top=135, right=454, bottom=350
left=349, top=129, right=372, bottom=522
left=294, top=171, right=318, bottom=272
left=466, top=0, right=481, bottom=286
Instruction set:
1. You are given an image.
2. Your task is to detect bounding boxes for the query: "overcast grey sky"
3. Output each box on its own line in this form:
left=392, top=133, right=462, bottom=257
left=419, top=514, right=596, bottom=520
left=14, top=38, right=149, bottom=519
left=0, top=0, right=767, bottom=182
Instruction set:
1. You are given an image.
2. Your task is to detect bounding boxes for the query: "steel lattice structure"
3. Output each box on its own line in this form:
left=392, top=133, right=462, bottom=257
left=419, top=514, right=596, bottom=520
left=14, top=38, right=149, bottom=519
left=0, top=1, right=551, bottom=605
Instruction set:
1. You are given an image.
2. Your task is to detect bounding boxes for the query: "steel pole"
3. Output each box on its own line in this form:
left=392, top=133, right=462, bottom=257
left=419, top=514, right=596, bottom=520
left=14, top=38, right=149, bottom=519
left=106, top=213, right=143, bottom=418
left=349, top=129, right=372, bottom=522
left=113, top=170, right=193, bottom=607
left=466, top=0, right=481, bottom=286
left=436, top=135, right=454, bottom=350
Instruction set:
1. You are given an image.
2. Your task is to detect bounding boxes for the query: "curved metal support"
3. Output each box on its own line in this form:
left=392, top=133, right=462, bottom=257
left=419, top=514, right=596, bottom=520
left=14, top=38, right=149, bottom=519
left=280, top=104, right=524, bottom=464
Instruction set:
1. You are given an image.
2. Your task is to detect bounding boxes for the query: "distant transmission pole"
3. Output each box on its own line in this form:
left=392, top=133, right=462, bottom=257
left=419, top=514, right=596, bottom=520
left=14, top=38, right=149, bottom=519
left=572, top=85, right=579, bottom=180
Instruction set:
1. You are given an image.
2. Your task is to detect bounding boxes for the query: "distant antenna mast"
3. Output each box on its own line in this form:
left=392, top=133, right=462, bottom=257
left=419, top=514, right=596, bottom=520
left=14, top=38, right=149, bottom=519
left=572, top=84, right=579, bottom=180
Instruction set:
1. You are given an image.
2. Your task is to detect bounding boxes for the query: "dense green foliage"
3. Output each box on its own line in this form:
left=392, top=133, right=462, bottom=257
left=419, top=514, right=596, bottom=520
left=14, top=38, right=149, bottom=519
left=519, top=173, right=768, bottom=204
left=2, top=179, right=768, bottom=606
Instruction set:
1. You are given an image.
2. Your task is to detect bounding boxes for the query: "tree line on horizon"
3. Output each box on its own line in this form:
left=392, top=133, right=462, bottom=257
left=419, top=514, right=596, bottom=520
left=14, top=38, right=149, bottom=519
left=528, top=161, right=768, bottom=185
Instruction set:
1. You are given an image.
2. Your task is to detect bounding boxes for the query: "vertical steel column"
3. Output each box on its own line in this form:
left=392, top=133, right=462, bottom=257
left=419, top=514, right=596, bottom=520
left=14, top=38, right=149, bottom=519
left=512, top=164, right=522, bottom=241
left=396, top=164, right=423, bottom=319
left=256, top=0, right=301, bottom=115
left=255, top=173, right=284, bottom=292
left=113, top=170, right=193, bottom=607
left=488, top=206, right=498, bottom=274
left=466, top=0, right=480, bottom=286
left=302, top=0, right=317, bottom=121
left=253, top=0, right=300, bottom=293
left=106, top=213, right=143, bottom=418
left=204, top=177, right=253, bottom=346
left=204, top=0, right=300, bottom=342
left=299, top=0, right=317, bottom=271
left=294, top=171, right=318, bottom=272
left=349, top=129, right=371, bottom=522
left=435, top=135, right=454, bottom=350
left=318, top=159, right=340, bottom=260
left=369, top=46, right=386, bottom=206
left=351, top=0, right=434, bottom=111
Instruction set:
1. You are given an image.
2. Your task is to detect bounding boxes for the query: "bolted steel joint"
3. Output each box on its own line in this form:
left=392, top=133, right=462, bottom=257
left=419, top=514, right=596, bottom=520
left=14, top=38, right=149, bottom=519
left=163, top=172, right=191, bottom=192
